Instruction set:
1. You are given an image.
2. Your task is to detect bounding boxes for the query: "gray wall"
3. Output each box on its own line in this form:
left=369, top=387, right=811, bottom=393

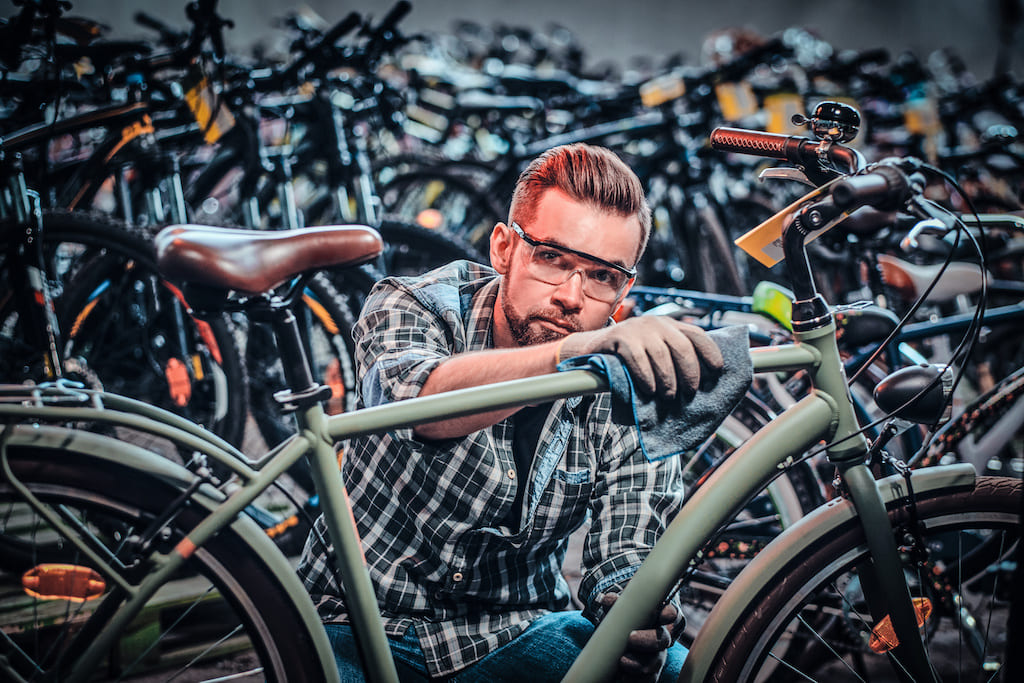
left=8, top=0, right=1021, bottom=81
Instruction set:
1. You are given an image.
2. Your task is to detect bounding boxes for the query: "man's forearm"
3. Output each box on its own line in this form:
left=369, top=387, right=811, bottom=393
left=413, top=340, right=561, bottom=440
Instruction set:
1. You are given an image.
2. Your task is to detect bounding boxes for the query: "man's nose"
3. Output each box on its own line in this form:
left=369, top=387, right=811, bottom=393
left=551, top=270, right=586, bottom=309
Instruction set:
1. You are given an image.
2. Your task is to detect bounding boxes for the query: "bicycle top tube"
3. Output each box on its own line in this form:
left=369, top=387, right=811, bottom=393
left=0, top=340, right=817, bottom=477
left=323, top=344, right=817, bottom=444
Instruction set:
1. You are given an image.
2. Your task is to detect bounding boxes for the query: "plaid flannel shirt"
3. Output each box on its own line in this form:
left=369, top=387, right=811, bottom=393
left=297, top=261, right=685, bottom=677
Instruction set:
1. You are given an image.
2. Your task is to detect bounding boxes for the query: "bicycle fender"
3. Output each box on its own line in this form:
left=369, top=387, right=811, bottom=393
left=2, top=423, right=341, bottom=683
left=678, top=462, right=976, bottom=682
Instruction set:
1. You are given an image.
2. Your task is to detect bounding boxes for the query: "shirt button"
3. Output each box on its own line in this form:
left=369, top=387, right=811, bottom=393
left=452, top=572, right=464, bottom=582
left=507, top=468, right=516, bottom=479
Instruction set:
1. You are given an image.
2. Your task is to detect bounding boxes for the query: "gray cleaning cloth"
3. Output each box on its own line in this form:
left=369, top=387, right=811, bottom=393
left=556, top=325, right=752, bottom=461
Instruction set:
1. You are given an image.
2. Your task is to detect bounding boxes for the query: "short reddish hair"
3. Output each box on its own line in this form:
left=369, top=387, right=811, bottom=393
left=509, top=143, right=651, bottom=263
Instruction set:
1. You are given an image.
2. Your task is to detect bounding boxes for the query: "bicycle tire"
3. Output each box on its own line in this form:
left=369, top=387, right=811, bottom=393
left=376, top=218, right=489, bottom=277
left=919, top=365, right=1024, bottom=474
left=704, top=475, right=1021, bottom=682
left=0, top=211, right=248, bottom=449
left=674, top=402, right=826, bottom=644
left=0, top=428, right=332, bottom=682
left=377, top=169, right=506, bottom=252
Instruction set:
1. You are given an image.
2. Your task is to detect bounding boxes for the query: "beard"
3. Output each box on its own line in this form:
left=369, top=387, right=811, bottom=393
left=501, top=285, right=583, bottom=347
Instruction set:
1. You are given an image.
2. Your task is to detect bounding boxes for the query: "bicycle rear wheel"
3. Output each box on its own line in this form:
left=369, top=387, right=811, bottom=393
left=57, top=239, right=247, bottom=450
left=675, top=401, right=825, bottom=643
left=378, top=169, right=505, bottom=252
left=0, top=430, right=331, bottom=682
left=706, top=475, right=1021, bottom=682
left=377, top=218, right=489, bottom=277
left=0, top=210, right=248, bottom=449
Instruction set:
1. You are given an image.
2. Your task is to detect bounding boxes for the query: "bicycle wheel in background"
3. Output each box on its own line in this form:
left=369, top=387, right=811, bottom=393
left=377, top=168, right=505, bottom=252
left=0, top=431, right=330, bottom=682
left=55, top=233, right=247, bottom=450
left=918, top=366, right=1024, bottom=477
left=674, top=397, right=826, bottom=644
left=376, top=218, right=489, bottom=277
left=706, top=475, right=1021, bottom=682
left=0, top=211, right=248, bottom=449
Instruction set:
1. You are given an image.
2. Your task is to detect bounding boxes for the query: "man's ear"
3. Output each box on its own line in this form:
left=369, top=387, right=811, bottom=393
left=489, top=222, right=514, bottom=274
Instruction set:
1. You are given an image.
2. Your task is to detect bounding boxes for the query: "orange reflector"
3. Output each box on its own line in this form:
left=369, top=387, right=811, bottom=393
left=301, top=294, right=340, bottom=335
left=868, top=597, right=933, bottom=653
left=325, top=359, right=345, bottom=415
left=612, top=298, right=636, bottom=323
left=416, top=208, right=445, bottom=230
left=23, top=564, right=106, bottom=602
left=266, top=514, right=299, bottom=539
left=165, top=357, right=192, bottom=407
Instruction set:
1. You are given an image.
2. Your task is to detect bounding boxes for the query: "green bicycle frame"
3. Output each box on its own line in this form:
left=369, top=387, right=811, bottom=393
left=0, top=309, right=961, bottom=682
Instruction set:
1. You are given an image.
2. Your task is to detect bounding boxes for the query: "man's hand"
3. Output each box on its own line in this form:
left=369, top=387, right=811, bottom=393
left=597, top=593, right=683, bottom=683
left=557, top=316, right=724, bottom=398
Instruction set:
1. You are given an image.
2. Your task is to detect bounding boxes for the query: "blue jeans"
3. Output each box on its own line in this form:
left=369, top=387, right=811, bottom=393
left=324, top=611, right=687, bottom=682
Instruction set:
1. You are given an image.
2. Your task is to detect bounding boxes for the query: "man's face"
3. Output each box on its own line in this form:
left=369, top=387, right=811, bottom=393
left=491, top=188, right=642, bottom=348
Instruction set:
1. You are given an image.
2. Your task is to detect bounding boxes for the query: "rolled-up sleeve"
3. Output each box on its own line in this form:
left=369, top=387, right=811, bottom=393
left=354, top=285, right=453, bottom=408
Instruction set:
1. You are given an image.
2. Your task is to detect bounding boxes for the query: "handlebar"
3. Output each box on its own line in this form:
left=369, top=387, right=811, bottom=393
left=372, top=0, right=412, bottom=39
left=279, top=11, right=362, bottom=84
left=831, top=163, right=912, bottom=211
left=709, top=127, right=863, bottom=176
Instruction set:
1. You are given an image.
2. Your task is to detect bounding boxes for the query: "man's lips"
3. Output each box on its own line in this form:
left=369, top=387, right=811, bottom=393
left=534, top=317, right=577, bottom=334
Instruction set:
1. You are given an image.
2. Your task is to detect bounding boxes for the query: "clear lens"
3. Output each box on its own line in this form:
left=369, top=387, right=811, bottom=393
left=525, top=243, right=627, bottom=301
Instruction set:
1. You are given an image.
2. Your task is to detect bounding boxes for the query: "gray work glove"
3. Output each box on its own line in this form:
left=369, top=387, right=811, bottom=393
left=556, top=316, right=724, bottom=398
left=598, top=593, right=684, bottom=683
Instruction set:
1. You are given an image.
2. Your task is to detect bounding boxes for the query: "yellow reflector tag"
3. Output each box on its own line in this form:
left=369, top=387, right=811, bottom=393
left=868, top=597, right=933, bottom=653
left=191, top=353, right=205, bottom=381
left=183, top=63, right=236, bottom=144
left=23, top=564, right=106, bottom=602
left=640, top=72, right=687, bottom=108
left=715, top=81, right=757, bottom=122
left=763, top=93, right=806, bottom=134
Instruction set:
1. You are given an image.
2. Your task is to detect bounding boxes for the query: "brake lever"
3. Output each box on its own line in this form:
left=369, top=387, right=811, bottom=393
left=900, top=194, right=960, bottom=251
left=900, top=217, right=949, bottom=251
left=758, top=167, right=816, bottom=187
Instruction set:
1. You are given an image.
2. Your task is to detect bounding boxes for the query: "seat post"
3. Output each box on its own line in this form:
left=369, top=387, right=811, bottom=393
left=254, top=299, right=332, bottom=412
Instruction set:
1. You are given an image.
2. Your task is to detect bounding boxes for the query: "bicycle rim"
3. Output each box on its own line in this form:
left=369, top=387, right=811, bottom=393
left=708, top=476, right=1021, bottom=682
left=0, top=441, right=327, bottom=682
left=378, top=170, right=503, bottom=252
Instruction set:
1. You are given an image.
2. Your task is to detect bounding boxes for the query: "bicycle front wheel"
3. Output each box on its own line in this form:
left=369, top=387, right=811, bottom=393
left=0, top=431, right=331, bottom=682
left=706, top=475, right=1021, bottom=682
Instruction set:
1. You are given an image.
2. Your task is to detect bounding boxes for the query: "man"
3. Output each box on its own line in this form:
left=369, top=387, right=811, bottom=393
left=299, top=143, right=725, bottom=682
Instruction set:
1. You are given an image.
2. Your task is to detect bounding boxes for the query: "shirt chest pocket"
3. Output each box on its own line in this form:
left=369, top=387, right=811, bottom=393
left=533, top=468, right=593, bottom=537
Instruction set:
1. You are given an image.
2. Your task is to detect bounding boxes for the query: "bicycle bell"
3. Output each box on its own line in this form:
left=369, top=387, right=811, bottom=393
left=792, top=100, right=862, bottom=143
